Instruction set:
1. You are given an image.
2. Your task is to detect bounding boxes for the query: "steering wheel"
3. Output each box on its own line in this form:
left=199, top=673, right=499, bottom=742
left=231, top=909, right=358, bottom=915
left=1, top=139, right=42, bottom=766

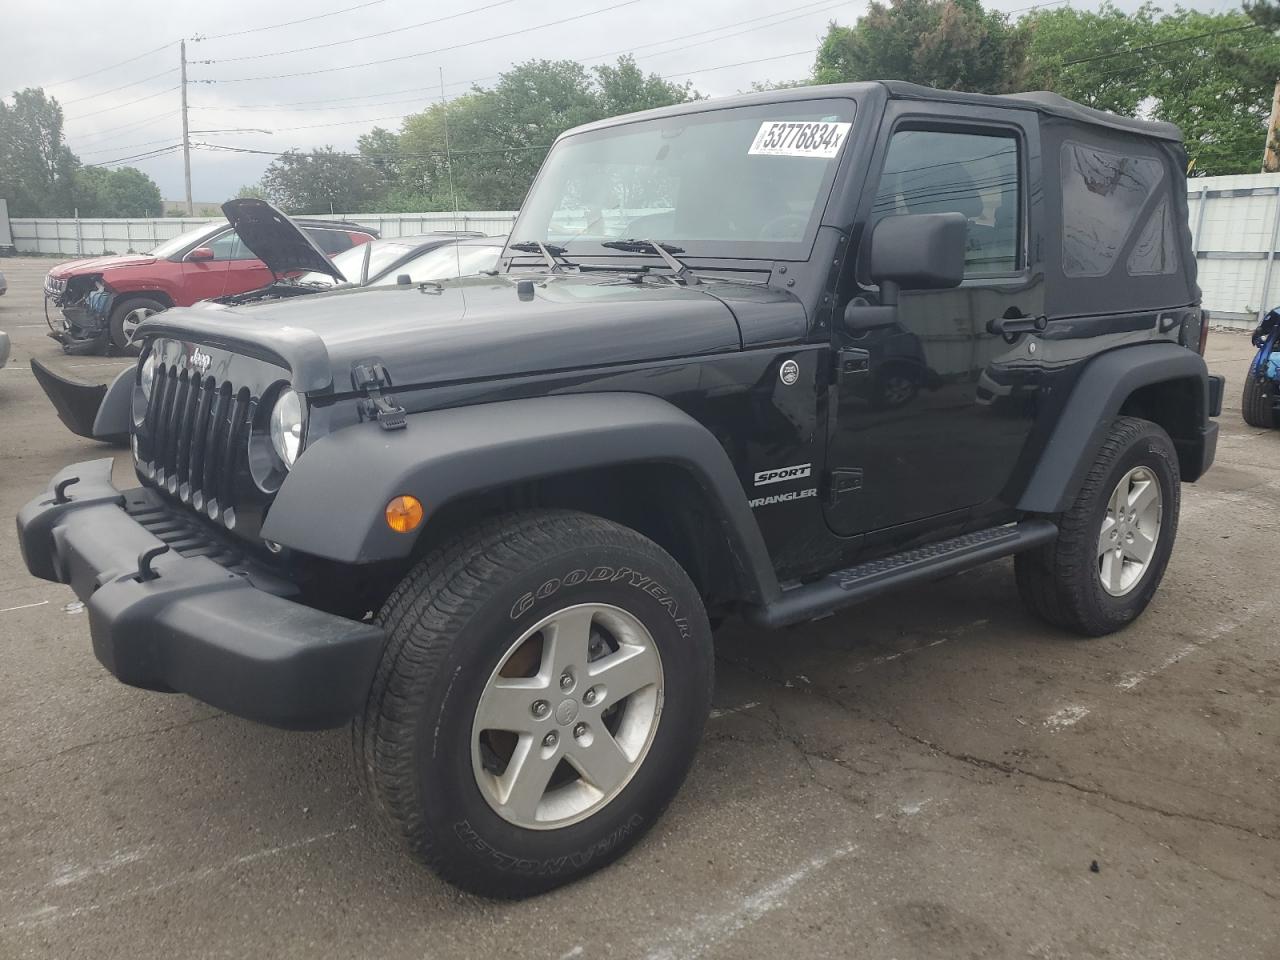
left=756, top=214, right=810, bottom=241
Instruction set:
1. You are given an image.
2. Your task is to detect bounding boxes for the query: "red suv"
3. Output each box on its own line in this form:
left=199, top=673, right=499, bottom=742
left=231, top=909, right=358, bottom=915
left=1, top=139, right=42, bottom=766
left=43, top=212, right=377, bottom=354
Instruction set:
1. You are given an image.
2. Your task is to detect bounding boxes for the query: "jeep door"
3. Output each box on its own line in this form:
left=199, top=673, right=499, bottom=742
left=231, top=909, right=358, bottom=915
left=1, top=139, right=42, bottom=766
left=824, top=102, right=1047, bottom=539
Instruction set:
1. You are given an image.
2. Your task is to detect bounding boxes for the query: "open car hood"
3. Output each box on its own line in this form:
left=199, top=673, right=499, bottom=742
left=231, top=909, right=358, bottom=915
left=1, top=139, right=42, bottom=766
left=220, top=198, right=346, bottom=283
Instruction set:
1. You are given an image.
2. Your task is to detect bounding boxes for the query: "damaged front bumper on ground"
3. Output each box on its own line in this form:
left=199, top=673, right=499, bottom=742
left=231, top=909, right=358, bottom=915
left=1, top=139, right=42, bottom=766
left=44, top=273, right=114, bottom=354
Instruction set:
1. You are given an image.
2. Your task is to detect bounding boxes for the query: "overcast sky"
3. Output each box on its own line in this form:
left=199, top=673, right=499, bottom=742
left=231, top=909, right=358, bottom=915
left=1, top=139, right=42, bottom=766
left=2, top=0, right=1244, bottom=203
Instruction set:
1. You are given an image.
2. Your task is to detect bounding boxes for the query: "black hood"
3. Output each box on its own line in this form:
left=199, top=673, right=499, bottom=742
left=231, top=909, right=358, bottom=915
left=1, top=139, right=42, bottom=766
left=220, top=198, right=346, bottom=282
left=134, top=273, right=785, bottom=393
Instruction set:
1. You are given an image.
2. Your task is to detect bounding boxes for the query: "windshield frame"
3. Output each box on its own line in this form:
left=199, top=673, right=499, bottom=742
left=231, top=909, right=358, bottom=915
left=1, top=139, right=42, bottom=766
left=508, top=95, right=858, bottom=265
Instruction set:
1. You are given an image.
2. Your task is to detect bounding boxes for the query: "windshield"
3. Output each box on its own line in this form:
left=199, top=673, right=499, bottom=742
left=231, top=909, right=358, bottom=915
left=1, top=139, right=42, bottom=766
left=513, top=98, right=856, bottom=262
left=368, top=242, right=503, bottom=286
left=148, top=222, right=219, bottom=259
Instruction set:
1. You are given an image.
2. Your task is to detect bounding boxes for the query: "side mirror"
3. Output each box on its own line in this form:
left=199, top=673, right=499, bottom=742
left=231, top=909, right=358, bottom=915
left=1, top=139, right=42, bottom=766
left=187, top=246, right=215, bottom=262
left=869, top=212, right=967, bottom=303
left=844, top=212, right=967, bottom=333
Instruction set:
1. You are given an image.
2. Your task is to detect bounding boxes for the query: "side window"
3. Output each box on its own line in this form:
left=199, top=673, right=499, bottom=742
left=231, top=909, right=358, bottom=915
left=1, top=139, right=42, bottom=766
left=308, top=228, right=353, bottom=254
left=204, top=229, right=260, bottom=262
left=1060, top=141, right=1164, bottom=278
left=872, top=129, right=1021, bottom=275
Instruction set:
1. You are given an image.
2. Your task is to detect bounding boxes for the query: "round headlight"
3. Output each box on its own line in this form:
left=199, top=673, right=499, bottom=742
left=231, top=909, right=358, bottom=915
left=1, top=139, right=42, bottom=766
left=269, top=389, right=304, bottom=468
left=139, top=350, right=159, bottom=400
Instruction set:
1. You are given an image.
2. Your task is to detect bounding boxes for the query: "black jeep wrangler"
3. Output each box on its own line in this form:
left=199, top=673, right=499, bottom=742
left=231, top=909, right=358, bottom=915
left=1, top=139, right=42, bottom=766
left=18, top=82, right=1223, bottom=898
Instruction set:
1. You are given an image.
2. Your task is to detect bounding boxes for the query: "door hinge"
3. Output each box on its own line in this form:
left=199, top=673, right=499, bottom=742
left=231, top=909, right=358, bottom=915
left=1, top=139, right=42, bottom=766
left=827, top=468, right=863, bottom=505
left=351, top=361, right=407, bottom=431
left=835, top=347, right=870, bottom=382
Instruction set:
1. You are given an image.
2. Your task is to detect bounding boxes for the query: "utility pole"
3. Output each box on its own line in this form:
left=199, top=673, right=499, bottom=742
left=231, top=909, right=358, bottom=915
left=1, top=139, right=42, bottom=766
left=180, top=39, right=193, bottom=215
left=1264, top=78, right=1280, bottom=174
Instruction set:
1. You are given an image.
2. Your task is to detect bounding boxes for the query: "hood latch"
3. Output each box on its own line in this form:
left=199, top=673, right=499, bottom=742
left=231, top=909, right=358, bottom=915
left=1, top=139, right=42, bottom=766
left=352, top=361, right=406, bottom=431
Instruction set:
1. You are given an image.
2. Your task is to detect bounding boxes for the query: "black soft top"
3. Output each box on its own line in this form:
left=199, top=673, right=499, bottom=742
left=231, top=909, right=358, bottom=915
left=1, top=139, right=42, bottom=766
left=562, top=81, right=1183, bottom=144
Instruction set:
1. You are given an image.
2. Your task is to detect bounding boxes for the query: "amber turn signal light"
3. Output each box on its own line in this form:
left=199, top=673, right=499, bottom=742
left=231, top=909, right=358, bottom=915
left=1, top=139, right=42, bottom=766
left=385, top=495, right=424, bottom=533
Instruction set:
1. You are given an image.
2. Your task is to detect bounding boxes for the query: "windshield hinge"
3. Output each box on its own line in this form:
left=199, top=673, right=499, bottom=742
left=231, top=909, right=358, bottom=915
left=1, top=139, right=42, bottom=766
left=351, top=361, right=406, bottom=431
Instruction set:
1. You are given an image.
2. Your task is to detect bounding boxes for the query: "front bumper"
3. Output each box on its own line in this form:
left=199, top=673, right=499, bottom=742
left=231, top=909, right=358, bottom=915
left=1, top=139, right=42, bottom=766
left=17, top=459, right=386, bottom=729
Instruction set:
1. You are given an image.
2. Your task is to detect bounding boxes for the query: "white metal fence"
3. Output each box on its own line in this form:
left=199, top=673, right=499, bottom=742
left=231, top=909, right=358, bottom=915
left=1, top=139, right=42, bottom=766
left=6, top=210, right=518, bottom=257
left=10, top=175, right=1280, bottom=329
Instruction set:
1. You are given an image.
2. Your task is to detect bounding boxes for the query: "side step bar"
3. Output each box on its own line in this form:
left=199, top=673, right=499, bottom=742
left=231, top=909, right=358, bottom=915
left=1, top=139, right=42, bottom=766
left=749, top=520, right=1058, bottom=628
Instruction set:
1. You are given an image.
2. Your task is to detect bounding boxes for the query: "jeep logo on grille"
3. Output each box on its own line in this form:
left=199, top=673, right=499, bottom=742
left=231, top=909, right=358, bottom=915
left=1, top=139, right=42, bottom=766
left=188, top=348, right=212, bottom=373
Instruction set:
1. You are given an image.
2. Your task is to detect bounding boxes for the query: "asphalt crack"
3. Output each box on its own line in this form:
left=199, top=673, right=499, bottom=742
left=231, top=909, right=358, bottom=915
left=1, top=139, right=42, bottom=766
left=715, top=651, right=1280, bottom=844
left=0, top=713, right=225, bottom=780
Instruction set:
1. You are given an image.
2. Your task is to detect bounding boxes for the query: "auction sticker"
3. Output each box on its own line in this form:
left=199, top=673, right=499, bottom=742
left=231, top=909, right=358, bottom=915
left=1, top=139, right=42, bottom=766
left=748, top=120, right=851, bottom=158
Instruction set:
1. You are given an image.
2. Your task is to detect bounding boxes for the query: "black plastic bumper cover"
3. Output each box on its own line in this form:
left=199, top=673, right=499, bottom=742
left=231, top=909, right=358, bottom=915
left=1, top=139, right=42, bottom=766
left=16, top=459, right=386, bottom=729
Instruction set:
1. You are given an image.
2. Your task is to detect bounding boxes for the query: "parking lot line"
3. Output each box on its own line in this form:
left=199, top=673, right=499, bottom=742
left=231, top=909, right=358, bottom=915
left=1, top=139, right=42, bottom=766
left=0, top=600, right=49, bottom=614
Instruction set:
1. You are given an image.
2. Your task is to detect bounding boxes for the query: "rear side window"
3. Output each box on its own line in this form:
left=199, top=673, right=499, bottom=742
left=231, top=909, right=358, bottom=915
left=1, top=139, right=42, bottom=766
left=1060, top=141, right=1165, bottom=278
left=872, top=129, right=1021, bottom=275
left=307, top=228, right=353, bottom=254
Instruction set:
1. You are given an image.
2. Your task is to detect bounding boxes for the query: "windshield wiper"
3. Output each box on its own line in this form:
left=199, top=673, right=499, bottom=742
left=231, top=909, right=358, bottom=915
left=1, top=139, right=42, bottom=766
left=599, top=238, right=700, bottom=285
left=509, top=239, right=576, bottom=272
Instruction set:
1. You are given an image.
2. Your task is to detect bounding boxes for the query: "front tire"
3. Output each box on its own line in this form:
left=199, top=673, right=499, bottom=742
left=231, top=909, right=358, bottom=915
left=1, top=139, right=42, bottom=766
left=1241, top=372, right=1275, bottom=428
left=355, top=510, right=713, bottom=898
left=1016, top=416, right=1180, bottom=636
left=108, top=296, right=166, bottom=355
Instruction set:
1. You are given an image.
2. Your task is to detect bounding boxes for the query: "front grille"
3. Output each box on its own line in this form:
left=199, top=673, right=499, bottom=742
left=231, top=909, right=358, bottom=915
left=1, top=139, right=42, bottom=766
left=142, top=361, right=255, bottom=527
left=44, top=275, right=66, bottom=299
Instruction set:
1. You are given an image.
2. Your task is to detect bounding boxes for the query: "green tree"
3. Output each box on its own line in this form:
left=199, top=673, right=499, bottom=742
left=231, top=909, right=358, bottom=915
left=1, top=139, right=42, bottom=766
left=1020, top=3, right=1156, bottom=114
left=391, top=57, right=696, bottom=210
left=1023, top=6, right=1279, bottom=175
left=813, top=0, right=1025, bottom=93
left=70, top=164, right=162, bottom=217
left=260, top=147, right=379, bottom=214
left=101, top=166, right=162, bottom=216
left=235, top=183, right=267, bottom=200
left=0, top=87, right=78, bottom=216
left=592, top=55, right=696, bottom=116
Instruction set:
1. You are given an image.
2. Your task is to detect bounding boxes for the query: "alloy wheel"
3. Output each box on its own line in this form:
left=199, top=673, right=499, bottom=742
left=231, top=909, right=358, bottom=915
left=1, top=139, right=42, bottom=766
left=471, top=603, right=664, bottom=830
left=1097, top=465, right=1162, bottom=597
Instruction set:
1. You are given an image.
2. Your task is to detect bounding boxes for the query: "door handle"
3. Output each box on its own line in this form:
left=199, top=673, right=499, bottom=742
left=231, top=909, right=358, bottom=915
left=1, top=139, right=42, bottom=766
left=987, top=313, right=1047, bottom=341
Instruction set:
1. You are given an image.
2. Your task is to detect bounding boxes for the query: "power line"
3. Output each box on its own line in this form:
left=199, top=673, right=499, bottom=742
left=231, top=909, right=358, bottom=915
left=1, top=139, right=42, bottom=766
left=60, top=67, right=180, bottom=106
left=191, top=0, right=390, bottom=42
left=65, top=86, right=179, bottom=123
left=579, top=0, right=848, bottom=65
left=202, top=0, right=527, bottom=63
left=78, top=135, right=184, bottom=157
left=84, top=143, right=183, bottom=168
left=192, top=0, right=840, bottom=112
left=43, top=41, right=178, bottom=89
left=663, top=49, right=817, bottom=79
left=198, top=0, right=643, bottom=83
left=1060, top=22, right=1266, bottom=68
left=71, top=110, right=180, bottom=145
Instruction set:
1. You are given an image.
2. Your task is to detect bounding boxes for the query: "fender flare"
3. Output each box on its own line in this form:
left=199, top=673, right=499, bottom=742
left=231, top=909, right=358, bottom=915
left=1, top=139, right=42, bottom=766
left=261, top=392, right=782, bottom=604
left=93, top=367, right=134, bottom=443
left=1018, top=343, right=1210, bottom=514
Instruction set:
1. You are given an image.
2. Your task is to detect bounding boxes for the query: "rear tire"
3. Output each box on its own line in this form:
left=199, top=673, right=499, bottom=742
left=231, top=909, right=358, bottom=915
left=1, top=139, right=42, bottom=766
left=1016, top=417, right=1179, bottom=636
left=354, top=509, right=713, bottom=898
left=1241, top=373, right=1275, bottom=428
left=108, top=296, right=166, bottom=355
